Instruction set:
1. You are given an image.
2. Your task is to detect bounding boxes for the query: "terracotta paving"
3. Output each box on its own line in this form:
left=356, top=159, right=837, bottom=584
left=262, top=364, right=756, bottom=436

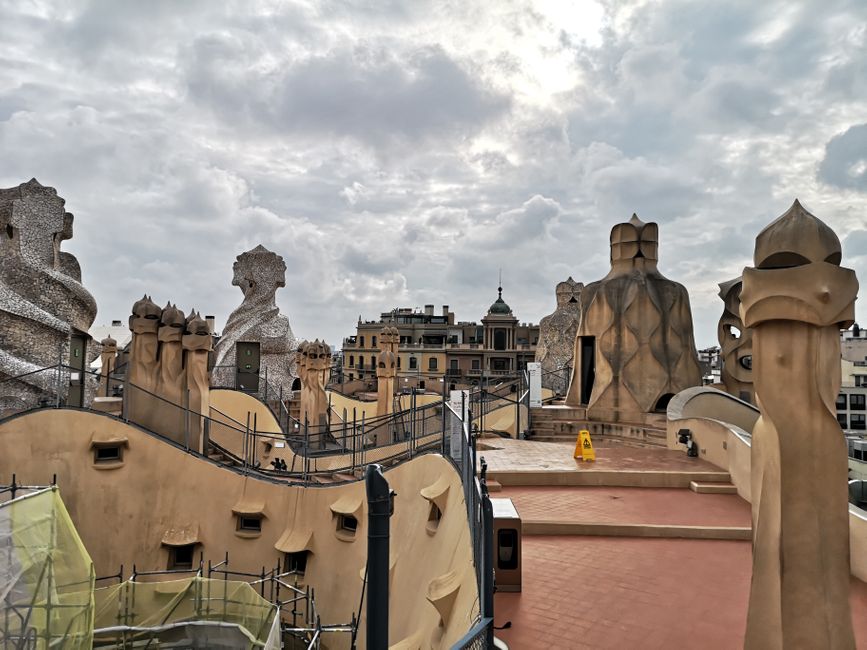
left=478, top=438, right=723, bottom=473
left=495, top=536, right=867, bottom=649
left=497, top=486, right=751, bottom=527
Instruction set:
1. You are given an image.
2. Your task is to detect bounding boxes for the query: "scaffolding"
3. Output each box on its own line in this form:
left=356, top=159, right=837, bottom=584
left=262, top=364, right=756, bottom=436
left=0, top=485, right=95, bottom=649
left=92, top=577, right=280, bottom=649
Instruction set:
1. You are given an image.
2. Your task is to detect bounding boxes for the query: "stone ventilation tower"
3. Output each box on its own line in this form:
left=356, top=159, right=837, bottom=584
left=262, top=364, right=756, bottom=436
left=536, top=277, right=583, bottom=394
left=742, top=200, right=857, bottom=649
left=297, top=340, right=332, bottom=430
left=0, top=179, right=97, bottom=413
left=376, top=326, right=400, bottom=418
left=717, top=276, right=754, bottom=404
left=565, top=214, right=701, bottom=422
left=126, top=297, right=213, bottom=450
left=213, top=245, right=297, bottom=395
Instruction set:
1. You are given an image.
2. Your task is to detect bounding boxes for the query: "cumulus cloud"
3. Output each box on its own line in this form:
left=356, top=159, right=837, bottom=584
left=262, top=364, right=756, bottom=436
left=818, top=124, right=867, bottom=191
left=1, top=0, right=866, bottom=347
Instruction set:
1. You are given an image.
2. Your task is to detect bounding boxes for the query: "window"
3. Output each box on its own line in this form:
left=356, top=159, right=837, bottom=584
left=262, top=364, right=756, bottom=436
left=429, top=358, right=438, bottom=370
left=836, top=394, right=848, bottom=410
left=857, top=376, right=867, bottom=387
left=370, top=356, right=376, bottom=369
left=285, top=551, right=309, bottom=576
left=397, top=357, right=401, bottom=368
left=851, top=394, right=866, bottom=411
left=372, top=336, right=377, bottom=348
left=94, top=444, right=122, bottom=464
left=450, top=359, right=458, bottom=370
left=409, top=357, right=418, bottom=369
left=237, top=515, right=262, bottom=533
left=168, top=544, right=196, bottom=571
left=360, top=336, right=365, bottom=348
left=349, top=373, right=354, bottom=381
left=852, top=414, right=866, bottom=430
left=837, top=413, right=848, bottom=428
left=337, top=514, right=358, bottom=536
left=349, top=355, right=354, bottom=367
left=471, top=360, right=480, bottom=370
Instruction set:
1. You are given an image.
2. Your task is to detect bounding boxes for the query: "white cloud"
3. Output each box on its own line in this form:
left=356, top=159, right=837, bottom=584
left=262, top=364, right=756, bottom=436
left=1, top=0, right=866, bottom=349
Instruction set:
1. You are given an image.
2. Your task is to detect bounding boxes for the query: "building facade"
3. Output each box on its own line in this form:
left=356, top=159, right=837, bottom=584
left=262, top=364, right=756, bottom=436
left=341, top=290, right=539, bottom=389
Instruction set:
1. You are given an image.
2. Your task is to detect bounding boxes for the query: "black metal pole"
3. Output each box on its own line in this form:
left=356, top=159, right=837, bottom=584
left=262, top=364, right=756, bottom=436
left=481, top=486, right=494, bottom=646
left=366, top=463, right=392, bottom=649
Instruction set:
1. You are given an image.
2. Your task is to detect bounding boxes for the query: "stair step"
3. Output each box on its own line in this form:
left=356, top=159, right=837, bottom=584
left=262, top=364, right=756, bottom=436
left=690, top=481, right=738, bottom=494
left=486, top=479, right=502, bottom=492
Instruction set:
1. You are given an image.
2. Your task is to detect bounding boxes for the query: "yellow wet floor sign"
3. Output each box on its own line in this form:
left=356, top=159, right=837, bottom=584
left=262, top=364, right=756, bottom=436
left=573, top=429, right=595, bottom=462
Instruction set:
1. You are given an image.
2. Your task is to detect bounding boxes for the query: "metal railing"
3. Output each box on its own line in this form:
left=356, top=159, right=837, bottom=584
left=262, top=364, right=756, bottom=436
left=444, top=392, right=495, bottom=649
left=1, top=363, right=449, bottom=485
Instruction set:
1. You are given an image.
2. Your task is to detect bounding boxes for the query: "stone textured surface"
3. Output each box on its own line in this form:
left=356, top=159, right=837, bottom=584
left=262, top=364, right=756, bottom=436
left=741, top=200, right=857, bottom=649
left=565, top=214, right=702, bottom=422
left=535, top=277, right=583, bottom=394
left=212, top=245, right=297, bottom=394
left=0, top=179, right=97, bottom=412
left=718, top=277, right=754, bottom=404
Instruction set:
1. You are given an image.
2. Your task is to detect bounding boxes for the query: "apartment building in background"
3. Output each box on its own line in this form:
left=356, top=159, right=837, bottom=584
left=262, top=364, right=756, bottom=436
left=341, top=288, right=539, bottom=389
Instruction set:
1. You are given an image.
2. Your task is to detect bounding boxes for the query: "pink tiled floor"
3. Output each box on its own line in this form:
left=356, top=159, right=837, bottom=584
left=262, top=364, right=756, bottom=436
left=498, top=486, right=751, bottom=527
left=495, top=536, right=867, bottom=650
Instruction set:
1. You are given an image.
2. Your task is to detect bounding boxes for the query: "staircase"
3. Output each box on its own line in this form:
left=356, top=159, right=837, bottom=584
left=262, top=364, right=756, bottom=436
left=528, top=405, right=667, bottom=447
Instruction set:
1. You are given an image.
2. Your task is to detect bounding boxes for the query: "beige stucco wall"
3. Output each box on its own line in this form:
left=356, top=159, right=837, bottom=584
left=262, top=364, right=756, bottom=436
left=674, top=389, right=759, bottom=434
left=669, top=398, right=867, bottom=582
left=0, top=409, right=478, bottom=648
left=328, top=390, right=442, bottom=423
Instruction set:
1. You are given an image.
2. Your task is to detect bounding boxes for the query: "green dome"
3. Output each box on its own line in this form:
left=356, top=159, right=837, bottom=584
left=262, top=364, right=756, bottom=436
left=488, top=287, right=512, bottom=315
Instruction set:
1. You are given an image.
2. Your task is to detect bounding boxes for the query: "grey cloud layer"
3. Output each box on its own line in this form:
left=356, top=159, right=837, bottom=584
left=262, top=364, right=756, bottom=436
left=0, top=0, right=865, bottom=348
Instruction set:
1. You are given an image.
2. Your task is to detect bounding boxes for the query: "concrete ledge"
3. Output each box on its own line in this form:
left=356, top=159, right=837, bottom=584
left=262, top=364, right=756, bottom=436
left=488, top=469, right=732, bottom=489
left=690, top=480, right=738, bottom=494
left=522, top=520, right=752, bottom=540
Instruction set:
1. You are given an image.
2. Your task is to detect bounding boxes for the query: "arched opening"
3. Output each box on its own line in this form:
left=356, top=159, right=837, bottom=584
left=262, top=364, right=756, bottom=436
left=291, top=377, right=301, bottom=391
left=654, top=393, right=675, bottom=413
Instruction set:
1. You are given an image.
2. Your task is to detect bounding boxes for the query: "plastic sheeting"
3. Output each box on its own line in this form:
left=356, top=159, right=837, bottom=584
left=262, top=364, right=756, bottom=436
left=0, top=487, right=95, bottom=648
left=93, top=577, right=280, bottom=649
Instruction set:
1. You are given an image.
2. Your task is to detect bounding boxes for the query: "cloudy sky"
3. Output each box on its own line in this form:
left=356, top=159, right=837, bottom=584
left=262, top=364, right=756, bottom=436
left=2, top=0, right=866, bottom=347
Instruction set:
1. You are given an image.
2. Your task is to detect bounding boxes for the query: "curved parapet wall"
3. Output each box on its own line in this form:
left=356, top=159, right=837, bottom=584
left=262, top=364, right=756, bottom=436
left=667, top=385, right=867, bottom=585
left=0, top=408, right=479, bottom=648
left=667, top=385, right=759, bottom=436
left=0, top=179, right=97, bottom=411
